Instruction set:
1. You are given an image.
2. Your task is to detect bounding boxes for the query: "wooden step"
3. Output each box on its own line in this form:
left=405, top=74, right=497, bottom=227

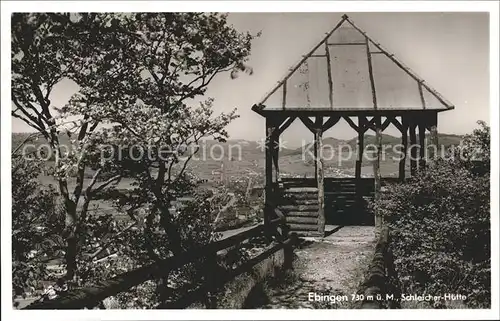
left=327, top=189, right=364, bottom=191
left=329, top=207, right=358, bottom=210
left=288, top=224, right=319, bottom=231
left=329, top=205, right=358, bottom=209
left=284, top=194, right=318, bottom=200
left=330, top=210, right=363, bottom=214
left=283, top=194, right=318, bottom=200
left=289, top=199, right=319, bottom=205
left=332, top=181, right=373, bottom=184
left=330, top=201, right=355, bottom=205
left=327, top=182, right=373, bottom=185
left=330, top=202, right=359, bottom=205
left=286, top=216, right=318, bottom=224
left=282, top=188, right=318, bottom=195
left=326, top=196, right=373, bottom=200
left=328, top=196, right=360, bottom=199
left=326, top=178, right=370, bottom=182
left=286, top=211, right=319, bottom=218
left=326, top=187, right=357, bottom=190
left=282, top=183, right=317, bottom=188
left=284, top=187, right=318, bottom=193
left=280, top=205, right=319, bottom=212
left=325, top=182, right=359, bottom=185
left=290, top=199, right=319, bottom=205
left=325, top=192, right=374, bottom=196
left=325, top=181, right=360, bottom=186
left=325, top=190, right=375, bottom=196
left=281, top=198, right=319, bottom=206
left=291, top=231, right=323, bottom=237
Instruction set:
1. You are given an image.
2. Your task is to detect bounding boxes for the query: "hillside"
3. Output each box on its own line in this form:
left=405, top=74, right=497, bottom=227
left=288, top=132, right=463, bottom=155
left=346, top=133, right=401, bottom=149
left=12, top=131, right=464, bottom=182
left=12, top=132, right=71, bottom=156
left=11, top=132, right=464, bottom=152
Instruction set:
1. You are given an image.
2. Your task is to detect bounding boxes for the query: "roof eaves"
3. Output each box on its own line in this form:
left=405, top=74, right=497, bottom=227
left=254, top=15, right=349, bottom=110
left=344, top=17, right=455, bottom=110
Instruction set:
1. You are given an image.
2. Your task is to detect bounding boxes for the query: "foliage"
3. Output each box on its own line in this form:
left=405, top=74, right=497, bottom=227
left=12, top=12, right=256, bottom=292
left=449, top=120, right=490, bottom=176
left=11, top=157, right=65, bottom=303
left=372, top=121, right=490, bottom=308
left=98, top=187, right=227, bottom=309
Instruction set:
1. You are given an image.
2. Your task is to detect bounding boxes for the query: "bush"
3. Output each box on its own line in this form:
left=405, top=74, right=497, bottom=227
left=97, top=188, right=226, bottom=309
left=372, top=121, right=490, bottom=308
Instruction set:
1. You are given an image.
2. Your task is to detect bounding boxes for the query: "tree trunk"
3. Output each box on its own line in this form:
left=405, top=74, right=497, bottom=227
left=65, top=233, right=78, bottom=281
left=48, top=129, right=80, bottom=282
left=58, top=179, right=79, bottom=281
left=157, top=201, right=184, bottom=255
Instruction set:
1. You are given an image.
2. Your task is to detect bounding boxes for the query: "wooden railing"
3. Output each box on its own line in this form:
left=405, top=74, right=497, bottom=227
left=23, top=212, right=295, bottom=310
left=356, top=227, right=401, bottom=309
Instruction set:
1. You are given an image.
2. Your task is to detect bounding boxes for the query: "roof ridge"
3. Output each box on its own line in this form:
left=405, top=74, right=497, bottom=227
left=344, top=17, right=454, bottom=109
left=255, top=15, right=349, bottom=109
left=254, top=14, right=454, bottom=112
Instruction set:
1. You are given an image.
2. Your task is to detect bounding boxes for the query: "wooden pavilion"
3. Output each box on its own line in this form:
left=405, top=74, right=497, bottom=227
left=252, top=15, right=454, bottom=236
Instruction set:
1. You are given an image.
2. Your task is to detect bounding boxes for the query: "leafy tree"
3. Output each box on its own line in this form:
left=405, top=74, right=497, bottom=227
left=61, top=13, right=253, bottom=260
left=12, top=13, right=141, bottom=280
left=12, top=12, right=256, bottom=294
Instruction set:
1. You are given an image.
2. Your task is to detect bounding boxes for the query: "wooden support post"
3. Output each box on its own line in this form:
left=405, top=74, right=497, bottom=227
left=418, top=121, right=426, bottom=170
left=365, top=36, right=378, bottom=109
left=355, top=117, right=365, bottom=179
left=264, top=118, right=274, bottom=232
left=282, top=80, right=287, bottom=108
left=373, top=116, right=382, bottom=234
left=428, top=112, right=438, bottom=161
left=271, top=131, right=280, bottom=183
left=315, top=127, right=325, bottom=236
left=399, top=117, right=408, bottom=181
left=313, top=117, right=323, bottom=182
left=325, top=43, right=334, bottom=108
left=355, top=117, right=365, bottom=208
left=313, top=130, right=318, bottom=181
left=409, top=121, right=417, bottom=177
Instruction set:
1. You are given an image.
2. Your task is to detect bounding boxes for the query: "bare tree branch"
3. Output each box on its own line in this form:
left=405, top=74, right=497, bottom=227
left=92, top=174, right=122, bottom=195
left=89, top=221, right=138, bottom=261
left=11, top=132, right=41, bottom=157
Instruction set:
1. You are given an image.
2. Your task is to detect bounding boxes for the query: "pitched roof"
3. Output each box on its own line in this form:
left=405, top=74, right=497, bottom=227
left=253, top=15, right=454, bottom=113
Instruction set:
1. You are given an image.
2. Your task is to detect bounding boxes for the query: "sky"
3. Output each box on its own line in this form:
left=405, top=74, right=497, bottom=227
left=12, top=12, right=490, bottom=147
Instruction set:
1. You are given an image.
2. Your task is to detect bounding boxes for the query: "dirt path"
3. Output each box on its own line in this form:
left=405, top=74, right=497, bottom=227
left=253, top=225, right=376, bottom=309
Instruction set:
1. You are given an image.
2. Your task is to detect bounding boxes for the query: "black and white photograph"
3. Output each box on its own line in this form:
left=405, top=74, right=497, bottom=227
left=1, top=1, right=498, bottom=320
